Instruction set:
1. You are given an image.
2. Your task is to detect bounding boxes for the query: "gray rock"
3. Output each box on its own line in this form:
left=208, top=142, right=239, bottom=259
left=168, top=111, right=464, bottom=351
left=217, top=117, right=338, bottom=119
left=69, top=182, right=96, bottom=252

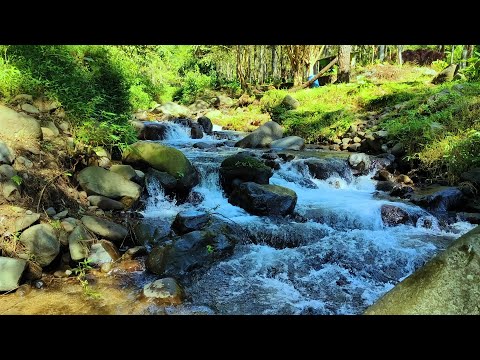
left=44, top=121, right=59, bottom=136
left=33, top=98, right=61, bottom=112
left=53, top=210, right=68, bottom=220
left=41, top=127, right=55, bottom=138
left=410, top=186, right=464, bottom=212
left=61, top=217, right=80, bottom=232
left=145, top=168, right=178, bottom=195
left=137, top=121, right=168, bottom=140
left=88, top=240, right=120, bottom=265
left=282, top=94, right=300, bottom=109
left=193, top=142, right=216, bottom=150
left=219, top=152, right=273, bottom=194
left=0, top=105, right=42, bottom=150
left=81, top=215, right=128, bottom=243
left=58, top=122, right=69, bottom=132
left=235, top=121, right=283, bottom=148
left=0, top=141, right=15, bottom=164
left=109, top=164, right=137, bottom=181
left=173, top=210, right=210, bottom=235
left=93, top=147, right=110, bottom=159
left=14, top=213, right=40, bottom=232
left=197, top=116, right=213, bottom=134
left=270, top=136, right=305, bottom=151
left=19, top=224, right=59, bottom=267
left=0, top=257, right=27, bottom=291
left=390, top=143, right=405, bottom=157
left=143, top=278, right=183, bottom=305
left=12, top=94, right=33, bottom=103
left=229, top=182, right=297, bottom=216
left=1, top=180, right=20, bottom=200
left=381, top=205, right=410, bottom=226
left=190, top=123, right=204, bottom=139
left=15, top=156, right=33, bottom=169
left=0, top=164, right=16, bottom=180
left=45, top=207, right=56, bottom=216
left=77, top=166, right=141, bottom=203
left=365, top=225, right=480, bottom=314
left=68, top=225, right=94, bottom=261
left=348, top=153, right=371, bottom=173
left=133, top=218, right=171, bottom=246
left=431, top=64, right=458, bottom=84
left=21, top=103, right=40, bottom=114
left=155, top=102, right=191, bottom=118
left=305, top=158, right=353, bottom=182
left=87, top=195, right=124, bottom=210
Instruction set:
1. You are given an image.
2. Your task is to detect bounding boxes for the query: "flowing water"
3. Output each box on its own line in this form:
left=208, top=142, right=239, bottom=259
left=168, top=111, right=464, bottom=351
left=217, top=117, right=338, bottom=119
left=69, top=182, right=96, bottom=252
left=141, top=123, right=475, bottom=315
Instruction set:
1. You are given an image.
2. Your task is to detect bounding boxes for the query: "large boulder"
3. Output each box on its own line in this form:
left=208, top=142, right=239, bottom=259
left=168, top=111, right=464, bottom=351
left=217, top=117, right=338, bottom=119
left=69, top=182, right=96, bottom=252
left=19, top=224, right=60, bottom=267
left=77, top=166, right=141, bottom=203
left=137, top=121, right=168, bottom=140
left=381, top=204, right=410, bottom=226
left=172, top=210, right=210, bottom=235
left=410, top=186, right=464, bottom=212
left=0, top=105, right=42, bottom=150
left=305, top=158, right=353, bottom=182
left=431, top=64, right=458, bottom=85
left=219, top=153, right=272, bottom=194
left=229, top=182, right=297, bottom=216
left=0, top=257, right=27, bottom=291
left=365, top=225, right=480, bottom=314
left=235, top=121, right=283, bottom=148
left=81, top=215, right=128, bottom=243
left=122, top=141, right=199, bottom=194
left=270, top=136, right=305, bottom=151
left=197, top=116, right=213, bottom=135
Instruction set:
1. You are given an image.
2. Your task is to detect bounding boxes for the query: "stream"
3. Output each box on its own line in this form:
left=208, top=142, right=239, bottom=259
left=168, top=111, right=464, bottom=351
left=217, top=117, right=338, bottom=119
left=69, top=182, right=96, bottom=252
left=139, top=123, right=475, bottom=315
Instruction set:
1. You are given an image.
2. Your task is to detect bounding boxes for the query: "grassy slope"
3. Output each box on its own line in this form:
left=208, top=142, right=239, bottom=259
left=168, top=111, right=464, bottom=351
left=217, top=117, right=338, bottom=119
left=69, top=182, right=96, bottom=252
left=210, top=64, right=480, bottom=184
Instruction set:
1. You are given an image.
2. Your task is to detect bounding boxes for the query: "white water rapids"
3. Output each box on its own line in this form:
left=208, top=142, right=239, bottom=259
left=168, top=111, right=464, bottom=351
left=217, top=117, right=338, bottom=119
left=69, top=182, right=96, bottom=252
left=140, top=122, right=475, bottom=314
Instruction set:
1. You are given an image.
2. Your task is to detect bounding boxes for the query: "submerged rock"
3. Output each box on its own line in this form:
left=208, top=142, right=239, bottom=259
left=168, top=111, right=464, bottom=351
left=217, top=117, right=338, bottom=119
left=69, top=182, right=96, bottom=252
left=381, top=205, right=410, bottom=226
left=172, top=210, right=211, bottom=235
left=410, top=186, right=464, bottom=212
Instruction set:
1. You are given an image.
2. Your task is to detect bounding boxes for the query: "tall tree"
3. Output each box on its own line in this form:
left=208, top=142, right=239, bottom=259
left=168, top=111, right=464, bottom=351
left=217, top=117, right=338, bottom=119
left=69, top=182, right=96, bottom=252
left=378, top=45, right=386, bottom=62
left=397, top=45, right=403, bottom=65
left=337, top=45, right=351, bottom=83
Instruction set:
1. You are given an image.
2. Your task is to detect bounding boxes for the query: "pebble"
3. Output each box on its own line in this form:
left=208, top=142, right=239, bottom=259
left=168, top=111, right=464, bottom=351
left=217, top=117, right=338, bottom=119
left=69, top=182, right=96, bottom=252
left=26, top=210, right=33, bottom=215
left=33, top=280, right=45, bottom=289
left=101, top=263, right=112, bottom=273
left=54, top=270, right=68, bottom=278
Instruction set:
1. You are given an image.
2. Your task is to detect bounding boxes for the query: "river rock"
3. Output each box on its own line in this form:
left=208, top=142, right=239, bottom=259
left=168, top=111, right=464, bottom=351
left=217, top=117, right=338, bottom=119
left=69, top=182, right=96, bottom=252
left=0, top=141, right=15, bottom=164
left=219, top=152, right=273, bottom=194
left=145, top=168, right=178, bottom=194
left=189, top=100, right=210, bottom=113
left=348, top=153, right=371, bottom=173
left=172, top=210, right=210, bottom=235
left=1, top=180, right=20, bottom=201
left=138, top=121, right=168, bottom=140
left=229, top=182, right=297, bottom=216
left=0, top=105, right=42, bottom=150
left=45, top=207, right=56, bottom=216
left=0, top=257, right=27, bottom=291
left=133, top=218, right=172, bottom=246
left=190, top=123, right=204, bottom=139
left=122, top=141, right=199, bottom=194
left=193, top=142, right=216, bottom=150
left=88, top=240, right=121, bottom=265
left=53, top=210, right=68, bottom=220
left=410, top=186, right=464, bottom=212
left=381, top=205, right=410, bottom=226
left=270, top=136, right=305, bottom=151
left=77, top=166, right=141, bottom=203
left=197, top=116, right=213, bottom=134
left=365, top=225, right=480, bottom=314
left=44, top=121, right=59, bottom=136
left=19, top=224, right=59, bottom=267
left=0, top=164, right=16, bottom=180
left=390, top=142, right=405, bottom=157
left=14, top=213, right=40, bottom=232
left=87, top=195, right=124, bottom=210
left=81, top=215, right=128, bottom=243
left=21, top=103, right=40, bottom=114
left=155, top=102, right=191, bottom=118
left=68, top=225, right=95, bottom=261
left=305, top=158, right=353, bottom=182
left=235, top=121, right=283, bottom=148
left=282, top=94, right=300, bottom=109
left=143, top=278, right=183, bottom=305
left=148, top=229, right=236, bottom=277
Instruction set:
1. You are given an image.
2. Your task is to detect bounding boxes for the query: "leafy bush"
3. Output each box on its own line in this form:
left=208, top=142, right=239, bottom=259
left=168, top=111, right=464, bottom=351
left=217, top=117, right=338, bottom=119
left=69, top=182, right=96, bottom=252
left=431, top=59, right=449, bottom=73
left=175, top=67, right=214, bottom=104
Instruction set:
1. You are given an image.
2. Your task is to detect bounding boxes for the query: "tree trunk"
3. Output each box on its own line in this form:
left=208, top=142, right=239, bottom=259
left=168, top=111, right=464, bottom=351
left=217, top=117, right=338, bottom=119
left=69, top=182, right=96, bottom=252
left=467, top=45, right=475, bottom=59
left=337, top=45, right=351, bottom=83
left=271, top=45, right=278, bottom=82
left=236, top=45, right=247, bottom=90
left=291, top=56, right=338, bottom=91
left=450, top=45, right=455, bottom=64
left=259, top=45, right=265, bottom=84
left=461, top=45, right=468, bottom=69
left=379, top=45, right=386, bottom=62
left=397, top=45, right=403, bottom=65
